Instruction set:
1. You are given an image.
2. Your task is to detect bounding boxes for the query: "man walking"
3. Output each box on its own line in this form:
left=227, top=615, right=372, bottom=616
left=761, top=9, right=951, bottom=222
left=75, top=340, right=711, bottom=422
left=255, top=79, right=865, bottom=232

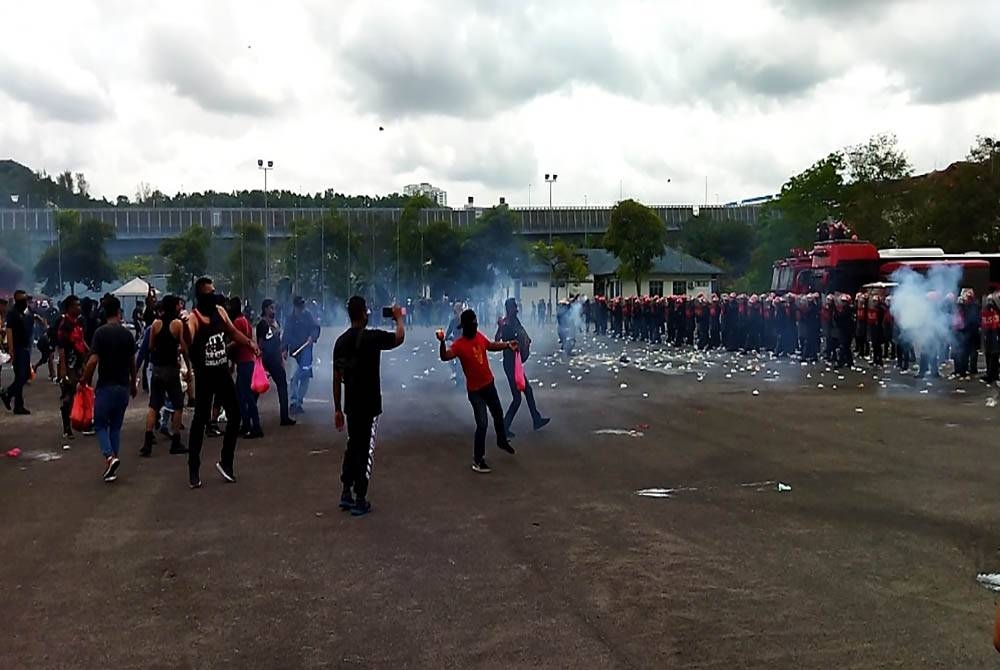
left=56, top=296, right=90, bottom=440
left=82, top=297, right=138, bottom=483
left=141, top=295, right=190, bottom=456
left=285, top=296, right=320, bottom=415
left=438, top=309, right=517, bottom=474
left=495, top=298, right=549, bottom=438
left=2, top=290, right=35, bottom=415
left=256, top=299, right=294, bottom=427
left=184, top=277, right=259, bottom=489
left=332, top=297, right=405, bottom=516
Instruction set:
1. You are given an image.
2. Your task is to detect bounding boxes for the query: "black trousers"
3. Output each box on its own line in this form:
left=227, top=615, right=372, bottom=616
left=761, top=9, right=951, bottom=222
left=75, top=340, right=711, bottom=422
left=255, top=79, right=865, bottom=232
left=468, top=382, right=508, bottom=462
left=4, top=348, right=30, bottom=410
left=188, top=367, right=241, bottom=475
left=263, top=356, right=291, bottom=422
left=342, top=413, right=379, bottom=500
left=985, top=352, right=999, bottom=382
left=502, top=360, right=541, bottom=431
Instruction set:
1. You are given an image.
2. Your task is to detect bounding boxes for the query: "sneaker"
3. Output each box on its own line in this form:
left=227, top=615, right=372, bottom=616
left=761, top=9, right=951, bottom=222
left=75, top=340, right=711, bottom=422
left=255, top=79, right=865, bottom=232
left=215, top=462, right=236, bottom=483
left=533, top=417, right=551, bottom=431
left=103, top=457, right=120, bottom=482
left=498, top=442, right=516, bottom=455
left=279, top=418, right=297, bottom=427
left=62, top=430, right=75, bottom=441
left=81, top=428, right=96, bottom=436
left=242, top=428, right=264, bottom=440
left=351, top=499, right=372, bottom=516
left=0, top=390, right=10, bottom=411
left=217, top=410, right=227, bottom=424
left=189, top=472, right=202, bottom=489
left=472, top=459, right=492, bottom=474
left=339, top=490, right=355, bottom=510
left=205, top=424, right=224, bottom=438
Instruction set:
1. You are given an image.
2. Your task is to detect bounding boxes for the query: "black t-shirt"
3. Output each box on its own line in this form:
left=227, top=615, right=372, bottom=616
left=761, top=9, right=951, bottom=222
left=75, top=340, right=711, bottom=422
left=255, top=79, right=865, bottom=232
left=5, top=309, right=33, bottom=351
left=91, top=322, right=136, bottom=388
left=256, top=319, right=283, bottom=360
left=333, top=327, right=399, bottom=417
left=498, top=316, right=530, bottom=364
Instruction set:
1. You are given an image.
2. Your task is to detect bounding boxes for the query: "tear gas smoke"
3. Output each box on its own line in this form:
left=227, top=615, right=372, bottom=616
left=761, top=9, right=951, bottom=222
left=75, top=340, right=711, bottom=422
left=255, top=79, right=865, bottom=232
left=888, top=264, right=961, bottom=352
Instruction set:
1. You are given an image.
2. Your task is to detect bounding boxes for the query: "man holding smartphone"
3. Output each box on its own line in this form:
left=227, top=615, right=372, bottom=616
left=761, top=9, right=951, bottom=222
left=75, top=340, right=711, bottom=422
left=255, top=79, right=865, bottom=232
left=332, top=297, right=405, bottom=516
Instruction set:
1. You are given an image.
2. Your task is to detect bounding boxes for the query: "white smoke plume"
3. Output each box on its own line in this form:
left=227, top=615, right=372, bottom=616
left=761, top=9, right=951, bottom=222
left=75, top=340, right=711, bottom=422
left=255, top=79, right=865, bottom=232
left=888, top=265, right=961, bottom=352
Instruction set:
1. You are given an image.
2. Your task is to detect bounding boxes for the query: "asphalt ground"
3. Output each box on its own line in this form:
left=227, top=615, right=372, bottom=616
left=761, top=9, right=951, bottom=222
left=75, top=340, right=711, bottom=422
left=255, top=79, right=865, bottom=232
left=2, top=325, right=1000, bottom=668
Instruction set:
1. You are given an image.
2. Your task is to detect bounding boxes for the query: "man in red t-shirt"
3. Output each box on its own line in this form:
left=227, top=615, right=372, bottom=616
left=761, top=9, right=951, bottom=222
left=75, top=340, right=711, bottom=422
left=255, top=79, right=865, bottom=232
left=229, top=296, right=262, bottom=439
left=438, top=309, right=517, bottom=473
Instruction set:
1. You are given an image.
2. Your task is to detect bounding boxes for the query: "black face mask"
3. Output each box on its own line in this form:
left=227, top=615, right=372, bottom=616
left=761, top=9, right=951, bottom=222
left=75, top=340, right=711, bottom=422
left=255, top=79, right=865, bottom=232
left=196, top=293, right=216, bottom=313
left=15, top=299, right=28, bottom=312
left=462, top=323, right=477, bottom=338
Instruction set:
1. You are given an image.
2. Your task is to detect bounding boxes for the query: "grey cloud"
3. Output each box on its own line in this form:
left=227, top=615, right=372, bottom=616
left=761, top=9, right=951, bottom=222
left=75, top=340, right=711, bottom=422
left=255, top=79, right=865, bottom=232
left=393, top=133, right=537, bottom=190
left=891, top=32, right=1000, bottom=104
left=772, top=0, right=910, bottom=19
left=0, top=58, right=112, bottom=123
left=334, top=6, right=643, bottom=119
left=147, top=29, right=281, bottom=117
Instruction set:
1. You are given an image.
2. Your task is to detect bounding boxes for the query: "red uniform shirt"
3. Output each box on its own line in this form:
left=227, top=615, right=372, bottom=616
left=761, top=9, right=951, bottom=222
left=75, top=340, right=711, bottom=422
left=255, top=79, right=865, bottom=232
left=232, top=315, right=255, bottom=364
left=450, top=332, right=494, bottom=391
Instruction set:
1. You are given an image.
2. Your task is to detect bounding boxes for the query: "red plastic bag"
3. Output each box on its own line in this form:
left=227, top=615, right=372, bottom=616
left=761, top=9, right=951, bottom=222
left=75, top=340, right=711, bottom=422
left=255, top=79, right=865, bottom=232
left=71, top=384, right=95, bottom=431
left=251, top=357, right=270, bottom=395
left=513, top=351, right=526, bottom=393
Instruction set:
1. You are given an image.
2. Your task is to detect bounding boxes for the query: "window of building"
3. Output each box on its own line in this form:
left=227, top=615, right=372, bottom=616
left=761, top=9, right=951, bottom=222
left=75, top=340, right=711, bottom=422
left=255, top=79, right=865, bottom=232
left=693, top=280, right=710, bottom=288
left=649, top=280, right=664, bottom=297
left=672, top=281, right=687, bottom=295
left=520, top=280, right=538, bottom=288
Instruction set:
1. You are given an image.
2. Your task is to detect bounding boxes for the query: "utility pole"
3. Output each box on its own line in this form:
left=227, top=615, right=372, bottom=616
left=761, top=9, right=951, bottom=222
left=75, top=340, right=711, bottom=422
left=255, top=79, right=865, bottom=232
left=257, top=159, right=274, bottom=294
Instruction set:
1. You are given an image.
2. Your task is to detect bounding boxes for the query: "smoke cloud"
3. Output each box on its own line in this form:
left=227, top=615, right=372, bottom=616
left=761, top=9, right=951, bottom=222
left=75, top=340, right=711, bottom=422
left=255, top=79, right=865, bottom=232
left=888, top=264, right=961, bottom=352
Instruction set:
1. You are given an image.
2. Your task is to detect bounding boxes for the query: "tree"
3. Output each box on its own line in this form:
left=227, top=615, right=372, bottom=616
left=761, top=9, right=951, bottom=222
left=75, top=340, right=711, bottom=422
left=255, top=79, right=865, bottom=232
left=744, top=153, right=846, bottom=289
left=603, top=199, right=668, bottom=295
left=0, top=253, right=23, bottom=291
left=116, top=194, right=130, bottom=207
left=678, top=216, right=756, bottom=278
left=75, top=172, right=89, bottom=198
left=160, top=226, right=210, bottom=296
left=33, top=211, right=116, bottom=295
left=135, top=182, right=153, bottom=206
left=844, top=133, right=912, bottom=185
left=464, top=205, right=525, bottom=286
left=227, top=223, right=267, bottom=305
left=531, top=240, right=588, bottom=302
left=56, top=171, right=74, bottom=194
left=116, top=256, right=152, bottom=281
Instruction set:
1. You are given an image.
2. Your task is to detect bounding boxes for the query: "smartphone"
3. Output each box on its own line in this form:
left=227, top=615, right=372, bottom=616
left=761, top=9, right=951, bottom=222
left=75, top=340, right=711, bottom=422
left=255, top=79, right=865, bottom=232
left=382, top=306, right=393, bottom=319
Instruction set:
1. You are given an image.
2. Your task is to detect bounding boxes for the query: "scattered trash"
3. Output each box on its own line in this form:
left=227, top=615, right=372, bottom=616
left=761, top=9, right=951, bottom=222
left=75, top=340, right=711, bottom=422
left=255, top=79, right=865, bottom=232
left=62, top=444, right=71, bottom=450
left=977, top=573, right=1000, bottom=592
left=637, top=423, right=650, bottom=430
left=987, top=397, right=997, bottom=408
left=857, top=383, right=865, bottom=389
left=725, top=374, right=732, bottom=379
left=5, top=448, right=21, bottom=458
left=593, top=429, right=644, bottom=438
left=635, top=488, right=674, bottom=498
left=776, top=482, right=792, bottom=493
left=315, top=512, right=324, bottom=518
left=550, top=383, right=558, bottom=388
left=308, top=449, right=329, bottom=455
left=954, top=388, right=967, bottom=395
left=620, top=383, right=628, bottom=390
left=29, top=452, right=62, bottom=462
left=642, top=392, right=648, bottom=398
left=752, top=389, right=759, bottom=396
left=831, top=385, right=838, bottom=390
left=920, top=389, right=929, bottom=395
left=401, top=384, right=407, bottom=389
left=817, top=383, right=824, bottom=389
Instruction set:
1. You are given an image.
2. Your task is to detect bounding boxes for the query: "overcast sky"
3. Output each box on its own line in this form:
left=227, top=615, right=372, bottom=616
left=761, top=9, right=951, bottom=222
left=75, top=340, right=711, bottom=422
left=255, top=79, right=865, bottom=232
left=1, top=0, right=997, bottom=207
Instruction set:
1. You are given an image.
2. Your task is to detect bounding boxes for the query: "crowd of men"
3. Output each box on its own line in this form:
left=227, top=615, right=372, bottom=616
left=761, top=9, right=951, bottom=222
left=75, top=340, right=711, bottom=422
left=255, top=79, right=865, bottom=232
left=0, top=283, right=323, bottom=486
left=583, top=289, right=999, bottom=380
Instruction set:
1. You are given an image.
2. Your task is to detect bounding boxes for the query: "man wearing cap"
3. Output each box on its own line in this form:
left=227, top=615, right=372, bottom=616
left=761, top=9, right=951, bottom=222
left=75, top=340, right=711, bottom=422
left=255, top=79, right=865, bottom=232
left=284, top=296, right=320, bottom=416
left=1, top=290, right=35, bottom=414
left=256, top=299, right=294, bottom=427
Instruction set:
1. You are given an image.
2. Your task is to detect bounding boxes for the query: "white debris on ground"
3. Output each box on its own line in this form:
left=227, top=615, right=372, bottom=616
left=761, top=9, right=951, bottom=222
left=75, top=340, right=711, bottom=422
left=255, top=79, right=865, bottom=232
left=976, top=573, right=1000, bottom=591
left=776, top=482, right=792, bottom=492
left=594, top=429, right=645, bottom=438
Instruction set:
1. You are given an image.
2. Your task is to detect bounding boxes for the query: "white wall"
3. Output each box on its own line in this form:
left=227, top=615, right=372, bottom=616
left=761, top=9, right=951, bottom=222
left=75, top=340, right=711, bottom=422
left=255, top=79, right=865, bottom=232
left=514, top=277, right=592, bottom=307
left=603, top=275, right=716, bottom=298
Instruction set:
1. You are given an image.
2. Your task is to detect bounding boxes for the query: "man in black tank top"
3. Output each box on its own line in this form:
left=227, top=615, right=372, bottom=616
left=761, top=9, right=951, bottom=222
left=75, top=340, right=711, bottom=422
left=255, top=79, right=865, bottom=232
left=141, top=295, right=192, bottom=457
left=184, top=277, right=259, bottom=489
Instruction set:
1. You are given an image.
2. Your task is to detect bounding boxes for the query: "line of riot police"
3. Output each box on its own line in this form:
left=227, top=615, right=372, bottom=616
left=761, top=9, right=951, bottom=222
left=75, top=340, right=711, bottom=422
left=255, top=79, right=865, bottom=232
left=587, top=289, right=1000, bottom=382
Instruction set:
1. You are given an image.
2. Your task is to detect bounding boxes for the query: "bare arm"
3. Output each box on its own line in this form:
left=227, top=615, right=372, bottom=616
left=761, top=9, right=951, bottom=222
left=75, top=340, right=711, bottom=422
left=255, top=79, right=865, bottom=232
left=172, top=320, right=192, bottom=373
left=486, top=340, right=516, bottom=352
left=82, top=353, right=98, bottom=386
left=333, top=369, right=343, bottom=413
left=392, top=306, right=405, bottom=346
left=149, top=320, right=162, bottom=352
left=439, top=338, right=456, bottom=361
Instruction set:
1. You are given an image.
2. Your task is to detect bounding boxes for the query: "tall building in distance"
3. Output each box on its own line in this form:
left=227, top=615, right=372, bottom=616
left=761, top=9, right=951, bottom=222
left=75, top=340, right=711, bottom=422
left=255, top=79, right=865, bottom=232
left=403, top=182, right=448, bottom=207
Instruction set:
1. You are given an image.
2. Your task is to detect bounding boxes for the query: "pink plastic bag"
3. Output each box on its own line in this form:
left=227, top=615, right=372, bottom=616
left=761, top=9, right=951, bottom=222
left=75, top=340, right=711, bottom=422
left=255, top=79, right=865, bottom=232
left=513, top=351, right=527, bottom=392
left=251, top=358, right=271, bottom=395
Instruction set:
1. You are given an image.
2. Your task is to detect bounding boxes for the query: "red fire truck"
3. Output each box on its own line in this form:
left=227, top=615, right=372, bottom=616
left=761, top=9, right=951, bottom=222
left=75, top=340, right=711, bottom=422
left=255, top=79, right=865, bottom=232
left=771, top=239, right=996, bottom=296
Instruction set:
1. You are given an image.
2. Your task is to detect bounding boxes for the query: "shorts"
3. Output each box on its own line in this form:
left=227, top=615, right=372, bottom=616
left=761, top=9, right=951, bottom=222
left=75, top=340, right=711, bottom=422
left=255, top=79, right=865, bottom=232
left=149, top=365, right=184, bottom=411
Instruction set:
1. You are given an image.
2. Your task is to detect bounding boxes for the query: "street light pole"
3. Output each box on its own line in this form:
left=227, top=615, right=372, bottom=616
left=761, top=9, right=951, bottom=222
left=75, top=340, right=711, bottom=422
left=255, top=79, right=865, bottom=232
left=544, top=172, right=558, bottom=314
left=257, top=159, right=273, bottom=294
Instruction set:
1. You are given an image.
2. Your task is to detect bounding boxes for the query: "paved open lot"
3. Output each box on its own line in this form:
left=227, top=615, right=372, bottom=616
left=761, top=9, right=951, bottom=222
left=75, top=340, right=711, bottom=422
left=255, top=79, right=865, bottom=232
left=2, top=326, right=1000, bottom=668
